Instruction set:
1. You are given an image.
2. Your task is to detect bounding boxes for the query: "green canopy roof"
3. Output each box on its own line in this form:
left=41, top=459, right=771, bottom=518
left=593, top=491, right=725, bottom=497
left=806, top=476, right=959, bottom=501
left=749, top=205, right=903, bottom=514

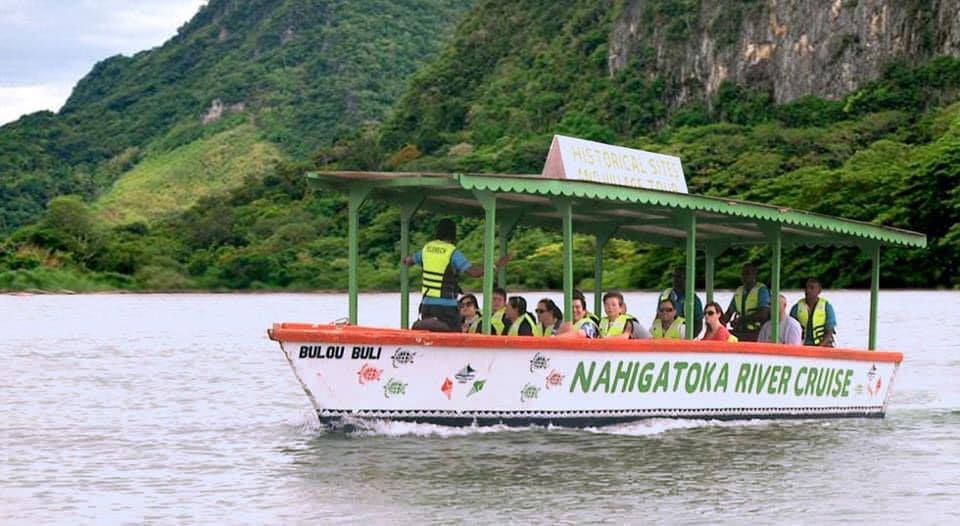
left=307, top=171, right=926, bottom=249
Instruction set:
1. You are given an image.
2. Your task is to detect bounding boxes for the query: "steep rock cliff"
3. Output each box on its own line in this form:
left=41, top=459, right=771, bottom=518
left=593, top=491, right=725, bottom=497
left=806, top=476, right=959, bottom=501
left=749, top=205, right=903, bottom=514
left=609, top=0, right=960, bottom=104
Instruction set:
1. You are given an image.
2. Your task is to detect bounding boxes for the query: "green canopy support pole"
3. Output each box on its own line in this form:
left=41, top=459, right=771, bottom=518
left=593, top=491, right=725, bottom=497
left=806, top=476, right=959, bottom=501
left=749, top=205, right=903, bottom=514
left=704, top=244, right=717, bottom=305
left=347, top=186, right=370, bottom=325
left=593, top=227, right=616, bottom=316
left=398, top=197, right=424, bottom=329
left=497, top=211, right=523, bottom=288
left=768, top=225, right=782, bottom=343
left=554, top=199, right=574, bottom=322
left=869, top=244, right=881, bottom=350
left=684, top=213, right=697, bottom=340
left=473, top=190, right=497, bottom=334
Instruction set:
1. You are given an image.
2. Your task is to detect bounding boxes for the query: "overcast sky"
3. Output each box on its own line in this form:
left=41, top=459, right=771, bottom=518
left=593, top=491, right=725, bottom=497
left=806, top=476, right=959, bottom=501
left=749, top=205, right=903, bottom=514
left=0, top=0, right=206, bottom=125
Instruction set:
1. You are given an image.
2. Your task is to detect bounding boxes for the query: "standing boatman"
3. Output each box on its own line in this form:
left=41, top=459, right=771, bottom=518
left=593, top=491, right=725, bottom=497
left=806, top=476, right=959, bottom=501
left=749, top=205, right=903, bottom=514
left=655, top=266, right=703, bottom=337
left=790, top=277, right=838, bottom=347
left=402, top=218, right=512, bottom=331
left=721, top=263, right=771, bottom=342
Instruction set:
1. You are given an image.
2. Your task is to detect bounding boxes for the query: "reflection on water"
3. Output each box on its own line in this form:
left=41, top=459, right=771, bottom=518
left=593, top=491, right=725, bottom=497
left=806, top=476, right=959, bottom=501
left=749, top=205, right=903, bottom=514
left=1, top=291, right=958, bottom=524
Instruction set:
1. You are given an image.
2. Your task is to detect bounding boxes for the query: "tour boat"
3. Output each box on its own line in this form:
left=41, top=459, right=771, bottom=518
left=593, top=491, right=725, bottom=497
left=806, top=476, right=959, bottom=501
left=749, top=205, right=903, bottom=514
left=268, top=135, right=924, bottom=427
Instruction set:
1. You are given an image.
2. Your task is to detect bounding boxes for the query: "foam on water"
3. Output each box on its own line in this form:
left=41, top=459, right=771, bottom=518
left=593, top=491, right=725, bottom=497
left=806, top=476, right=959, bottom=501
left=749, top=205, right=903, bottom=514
left=293, top=414, right=789, bottom=438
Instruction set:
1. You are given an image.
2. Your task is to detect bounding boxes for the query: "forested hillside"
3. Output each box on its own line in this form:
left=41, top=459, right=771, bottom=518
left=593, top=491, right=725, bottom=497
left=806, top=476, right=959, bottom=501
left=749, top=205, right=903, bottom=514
left=1, top=0, right=958, bottom=292
left=0, top=0, right=470, bottom=232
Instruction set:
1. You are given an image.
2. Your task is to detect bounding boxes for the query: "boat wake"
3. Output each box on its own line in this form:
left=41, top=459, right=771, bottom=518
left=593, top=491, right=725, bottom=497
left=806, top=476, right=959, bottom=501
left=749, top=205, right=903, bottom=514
left=293, top=412, right=779, bottom=438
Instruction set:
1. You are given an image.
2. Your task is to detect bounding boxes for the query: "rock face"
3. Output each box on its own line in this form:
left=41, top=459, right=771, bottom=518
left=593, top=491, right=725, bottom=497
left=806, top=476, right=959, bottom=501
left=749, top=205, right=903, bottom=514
left=609, top=0, right=960, bottom=104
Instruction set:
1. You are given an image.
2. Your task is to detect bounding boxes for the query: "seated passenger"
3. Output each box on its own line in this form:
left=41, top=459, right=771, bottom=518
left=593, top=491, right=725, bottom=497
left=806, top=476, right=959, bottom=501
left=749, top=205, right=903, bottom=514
left=599, top=291, right=648, bottom=339
left=790, top=278, right=838, bottom=347
left=536, top=298, right=563, bottom=336
left=656, top=266, right=703, bottom=337
left=573, top=289, right=601, bottom=325
left=505, top=296, right=541, bottom=336
left=458, top=294, right=483, bottom=334
left=489, top=287, right=508, bottom=335
left=702, top=301, right=738, bottom=342
left=758, top=294, right=802, bottom=345
left=650, top=299, right=685, bottom=339
left=571, top=295, right=599, bottom=338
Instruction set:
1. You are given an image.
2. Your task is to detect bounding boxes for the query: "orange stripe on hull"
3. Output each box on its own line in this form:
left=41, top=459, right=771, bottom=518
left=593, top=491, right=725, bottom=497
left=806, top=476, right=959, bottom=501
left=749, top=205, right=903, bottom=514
left=268, top=323, right=903, bottom=364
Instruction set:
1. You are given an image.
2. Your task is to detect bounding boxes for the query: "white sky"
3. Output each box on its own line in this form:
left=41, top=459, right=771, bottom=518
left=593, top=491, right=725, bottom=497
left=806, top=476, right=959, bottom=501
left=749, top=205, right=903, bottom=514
left=0, top=0, right=206, bottom=125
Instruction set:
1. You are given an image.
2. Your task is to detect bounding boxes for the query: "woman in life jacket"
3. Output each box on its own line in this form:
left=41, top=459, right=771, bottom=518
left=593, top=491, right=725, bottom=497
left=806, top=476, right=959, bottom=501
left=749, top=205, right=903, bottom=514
left=458, top=294, right=483, bottom=334
left=535, top=298, right=563, bottom=336
left=702, top=301, right=738, bottom=342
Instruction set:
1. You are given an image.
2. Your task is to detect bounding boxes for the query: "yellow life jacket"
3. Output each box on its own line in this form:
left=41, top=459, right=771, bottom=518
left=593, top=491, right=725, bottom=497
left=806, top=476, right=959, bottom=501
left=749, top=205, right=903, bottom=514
left=464, top=316, right=482, bottom=334
left=507, top=313, right=542, bottom=337
left=651, top=316, right=685, bottom=339
left=587, top=311, right=601, bottom=325
left=420, top=240, right=457, bottom=299
left=793, top=298, right=830, bottom=345
left=599, top=314, right=634, bottom=337
left=733, top=283, right=766, bottom=331
left=574, top=316, right=598, bottom=334
left=539, top=321, right=562, bottom=337
left=490, top=307, right=506, bottom=335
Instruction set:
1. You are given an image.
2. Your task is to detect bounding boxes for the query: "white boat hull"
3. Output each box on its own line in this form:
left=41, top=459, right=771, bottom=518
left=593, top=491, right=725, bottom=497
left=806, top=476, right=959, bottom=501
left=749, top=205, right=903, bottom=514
left=271, top=324, right=900, bottom=427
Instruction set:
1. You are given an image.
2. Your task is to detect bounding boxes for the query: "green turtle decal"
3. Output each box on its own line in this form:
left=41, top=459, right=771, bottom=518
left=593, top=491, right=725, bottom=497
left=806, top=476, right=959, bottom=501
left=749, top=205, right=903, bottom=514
left=520, top=382, right=540, bottom=403
left=383, top=378, right=407, bottom=399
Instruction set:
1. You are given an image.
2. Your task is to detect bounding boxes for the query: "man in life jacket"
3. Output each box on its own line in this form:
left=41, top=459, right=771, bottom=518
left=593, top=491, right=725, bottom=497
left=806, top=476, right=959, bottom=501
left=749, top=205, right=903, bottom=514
left=489, top=287, right=508, bottom=335
left=655, top=266, right=703, bottom=337
left=571, top=294, right=599, bottom=338
left=789, top=278, right=837, bottom=347
left=573, top=289, right=601, bottom=326
left=721, top=263, right=771, bottom=342
left=505, top=296, right=541, bottom=336
left=651, top=299, right=686, bottom=339
left=599, top=291, right=649, bottom=339
left=403, top=219, right=512, bottom=331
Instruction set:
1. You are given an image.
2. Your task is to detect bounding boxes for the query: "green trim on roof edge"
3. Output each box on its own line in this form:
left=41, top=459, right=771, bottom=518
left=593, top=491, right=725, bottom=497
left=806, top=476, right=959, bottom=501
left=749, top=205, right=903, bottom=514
left=305, top=171, right=926, bottom=249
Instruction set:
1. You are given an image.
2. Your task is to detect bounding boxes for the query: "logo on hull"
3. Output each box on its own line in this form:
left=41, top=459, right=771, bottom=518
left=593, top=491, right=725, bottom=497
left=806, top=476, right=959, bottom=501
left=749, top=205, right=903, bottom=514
left=357, top=363, right=383, bottom=385
left=530, top=352, right=550, bottom=373
left=391, top=348, right=416, bottom=368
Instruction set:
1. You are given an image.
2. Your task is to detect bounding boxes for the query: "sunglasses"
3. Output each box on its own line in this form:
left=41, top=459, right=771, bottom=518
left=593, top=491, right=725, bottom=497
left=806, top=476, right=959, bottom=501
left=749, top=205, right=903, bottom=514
left=659, top=307, right=674, bottom=313
left=535, top=308, right=547, bottom=314
left=705, top=310, right=718, bottom=316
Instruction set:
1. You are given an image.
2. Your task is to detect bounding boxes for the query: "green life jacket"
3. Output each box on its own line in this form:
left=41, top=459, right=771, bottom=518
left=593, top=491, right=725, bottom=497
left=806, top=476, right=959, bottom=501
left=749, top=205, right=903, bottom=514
left=464, top=315, right=482, bottom=334
left=538, top=320, right=562, bottom=337
left=599, top=314, right=635, bottom=337
left=651, top=316, right=685, bottom=339
left=490, top=307, right=507, bottom=335
left=507, top=312, right=542, bottom=337
left=573, top=316, right=598, bottom=335
left=420, top=240, right=458, bottom=299
left=733, top=283, right=766, bottom=331
left=793, top=298, right=830, bottom=345
left=587, top=311, right=601, bottom=325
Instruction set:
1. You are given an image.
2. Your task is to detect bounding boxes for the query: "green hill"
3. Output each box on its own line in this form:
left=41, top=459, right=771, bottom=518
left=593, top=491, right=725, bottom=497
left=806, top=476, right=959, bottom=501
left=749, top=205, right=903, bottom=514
left=1, top=0, right=958, bottom=292
left=0, top=0, right=471, bottom=232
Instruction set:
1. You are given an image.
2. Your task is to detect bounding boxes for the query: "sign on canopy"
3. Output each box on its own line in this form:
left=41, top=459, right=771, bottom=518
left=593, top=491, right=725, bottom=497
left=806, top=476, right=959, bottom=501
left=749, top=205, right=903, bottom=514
left=541, top=134, right=688, bottom=193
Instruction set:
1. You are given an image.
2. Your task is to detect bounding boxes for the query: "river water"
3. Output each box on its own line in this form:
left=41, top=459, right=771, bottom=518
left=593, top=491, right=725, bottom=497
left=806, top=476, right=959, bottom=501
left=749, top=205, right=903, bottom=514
left=2, top=291, right=958, bottom=524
